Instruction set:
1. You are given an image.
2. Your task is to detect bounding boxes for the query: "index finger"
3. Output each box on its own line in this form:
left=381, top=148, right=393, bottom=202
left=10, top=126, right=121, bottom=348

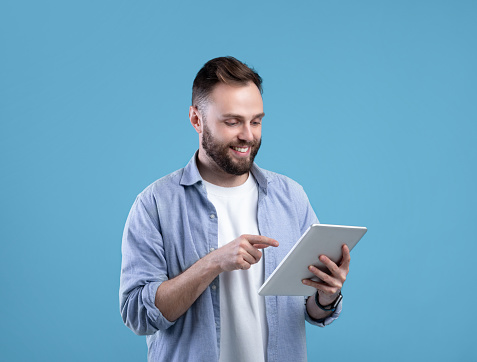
left=242, top=235, right=279, bottom=248
left=339, top=244, right=351, bottom=268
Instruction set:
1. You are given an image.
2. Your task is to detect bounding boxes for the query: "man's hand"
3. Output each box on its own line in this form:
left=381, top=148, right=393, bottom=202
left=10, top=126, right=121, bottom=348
left=209, top=234, right=279, bottom=272
left=303, top=244, right=350, bottom=306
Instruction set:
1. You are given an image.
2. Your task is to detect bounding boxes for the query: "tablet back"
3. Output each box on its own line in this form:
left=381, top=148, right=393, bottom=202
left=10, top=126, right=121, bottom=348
left=258, top=224, right=367, bottom=296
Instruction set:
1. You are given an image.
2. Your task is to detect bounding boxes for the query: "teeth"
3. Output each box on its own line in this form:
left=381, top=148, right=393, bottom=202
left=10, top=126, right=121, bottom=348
left=232, top=146, right=249, bottom=153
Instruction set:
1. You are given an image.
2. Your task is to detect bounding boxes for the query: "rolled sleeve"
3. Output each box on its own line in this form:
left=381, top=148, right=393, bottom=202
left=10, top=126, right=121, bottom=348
left=119, top=194, right=175, bottom=335
left=305, top=298, right=342, bottom=327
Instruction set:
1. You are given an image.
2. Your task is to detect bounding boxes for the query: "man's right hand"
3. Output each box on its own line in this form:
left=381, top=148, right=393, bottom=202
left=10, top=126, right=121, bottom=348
left=209, top=234, right=279, bottom=272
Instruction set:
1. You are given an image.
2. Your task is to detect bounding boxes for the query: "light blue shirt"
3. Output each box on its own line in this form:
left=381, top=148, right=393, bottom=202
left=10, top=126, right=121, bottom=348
left=120, top=153, right=342, bottom=361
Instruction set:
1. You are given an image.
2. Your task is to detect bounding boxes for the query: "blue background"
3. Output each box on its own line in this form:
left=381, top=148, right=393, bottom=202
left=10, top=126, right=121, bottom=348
left=1, top=1, right=476, bottom=361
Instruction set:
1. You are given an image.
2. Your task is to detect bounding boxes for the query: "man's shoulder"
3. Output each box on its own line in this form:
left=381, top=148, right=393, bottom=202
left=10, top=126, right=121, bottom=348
left=255, top=165, right=318, bottom=229
left=254, top=165, right=306, bottom=194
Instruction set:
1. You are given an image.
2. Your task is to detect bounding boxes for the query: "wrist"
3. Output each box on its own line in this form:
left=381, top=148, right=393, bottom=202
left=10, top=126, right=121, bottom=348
left=202, top=250, right=224, bottom=276
left=315, top=290, right=342, bottom=312
left=317, top=290, right=340, bottom=306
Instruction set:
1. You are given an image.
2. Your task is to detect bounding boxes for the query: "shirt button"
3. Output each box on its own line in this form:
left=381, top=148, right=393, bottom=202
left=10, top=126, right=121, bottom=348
left=211, top=285, right=217, bottom=290
left=209, top=247, right=215, bottom=252
left=209, top=214, right=216, bottom=219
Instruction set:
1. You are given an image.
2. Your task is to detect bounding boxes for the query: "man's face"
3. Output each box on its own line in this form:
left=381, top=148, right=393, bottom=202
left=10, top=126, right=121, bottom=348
left=199, top=82, right=264, bottom=176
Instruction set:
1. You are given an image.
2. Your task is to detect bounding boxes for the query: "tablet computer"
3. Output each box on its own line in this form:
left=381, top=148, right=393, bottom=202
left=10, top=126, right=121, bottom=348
left=258, top=224, right=367, bottom=296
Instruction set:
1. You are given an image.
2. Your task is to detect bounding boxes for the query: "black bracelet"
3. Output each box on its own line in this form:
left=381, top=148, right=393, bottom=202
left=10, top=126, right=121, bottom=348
left=314, top=291, right=342, bottom=312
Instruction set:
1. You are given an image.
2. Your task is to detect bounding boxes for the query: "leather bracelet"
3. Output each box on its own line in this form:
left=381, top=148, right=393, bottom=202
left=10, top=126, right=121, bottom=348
left=314, top=291, right=342, bottom=312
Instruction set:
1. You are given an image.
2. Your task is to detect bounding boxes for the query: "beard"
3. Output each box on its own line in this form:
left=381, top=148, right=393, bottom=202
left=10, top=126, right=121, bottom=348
left=202, top=122, right=261, bottom=176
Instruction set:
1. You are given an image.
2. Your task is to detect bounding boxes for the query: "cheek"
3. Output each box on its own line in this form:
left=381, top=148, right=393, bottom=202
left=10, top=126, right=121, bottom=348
left=222, top=129, right=241, bottom=141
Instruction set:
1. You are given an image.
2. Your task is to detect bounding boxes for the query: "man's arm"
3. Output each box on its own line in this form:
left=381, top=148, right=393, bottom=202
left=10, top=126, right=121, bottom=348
left=155, top=235, right=278, bottom=322
left=303, top=244, right=350, bottom=320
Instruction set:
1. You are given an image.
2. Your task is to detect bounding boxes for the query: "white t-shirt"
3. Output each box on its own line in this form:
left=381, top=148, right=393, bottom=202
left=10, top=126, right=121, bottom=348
left=203, top=174, right=268, bottom=362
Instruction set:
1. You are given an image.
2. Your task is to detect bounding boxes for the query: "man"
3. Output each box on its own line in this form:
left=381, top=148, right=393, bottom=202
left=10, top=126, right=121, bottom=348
left=120, top=56, right=350, bottom=361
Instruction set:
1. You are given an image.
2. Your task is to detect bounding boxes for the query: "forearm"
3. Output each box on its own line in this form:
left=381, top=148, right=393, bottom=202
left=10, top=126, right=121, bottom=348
left=155, top=234, right=277, bottom=322
left=154, top=252, right=221, bottom=322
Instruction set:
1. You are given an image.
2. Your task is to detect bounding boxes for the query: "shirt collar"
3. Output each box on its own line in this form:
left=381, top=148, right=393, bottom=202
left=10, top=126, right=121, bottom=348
left=180, top=151, right=269, bottom=194
left=179, top=151, right=203, bottom=186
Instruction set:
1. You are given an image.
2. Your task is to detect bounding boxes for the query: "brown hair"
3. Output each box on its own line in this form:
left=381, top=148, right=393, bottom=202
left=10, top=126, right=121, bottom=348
left=192, top=56, right=262, bottom=111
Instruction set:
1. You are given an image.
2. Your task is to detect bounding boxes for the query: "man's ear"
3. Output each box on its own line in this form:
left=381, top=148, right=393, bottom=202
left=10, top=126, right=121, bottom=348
left=189, top=106, right=202, bottom=134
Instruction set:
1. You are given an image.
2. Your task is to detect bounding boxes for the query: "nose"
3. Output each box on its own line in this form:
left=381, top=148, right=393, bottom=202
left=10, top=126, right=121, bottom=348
left=238, top=123, right=254, bottom=142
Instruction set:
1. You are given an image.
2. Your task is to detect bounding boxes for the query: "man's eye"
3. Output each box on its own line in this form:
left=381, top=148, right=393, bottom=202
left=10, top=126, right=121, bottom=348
left=225, top=121, right=238, bottom=126
left=252, top=121, right=262, bottom=126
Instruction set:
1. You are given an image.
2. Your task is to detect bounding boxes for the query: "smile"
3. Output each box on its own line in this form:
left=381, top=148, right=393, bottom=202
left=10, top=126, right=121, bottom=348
left=231, top=146, right=249, bottom=153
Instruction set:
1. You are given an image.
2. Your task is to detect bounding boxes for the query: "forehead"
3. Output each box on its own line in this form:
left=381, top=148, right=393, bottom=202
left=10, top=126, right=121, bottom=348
left=206, top=82, right=263, bottom=116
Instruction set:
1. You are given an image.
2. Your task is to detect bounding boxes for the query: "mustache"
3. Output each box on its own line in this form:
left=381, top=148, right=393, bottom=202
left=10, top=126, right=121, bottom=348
left=230, top=139, right=261, bottom=147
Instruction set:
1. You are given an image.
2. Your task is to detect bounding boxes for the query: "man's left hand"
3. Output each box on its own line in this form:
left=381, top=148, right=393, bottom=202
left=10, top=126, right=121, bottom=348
left=302, top=244, right=350, bottom=304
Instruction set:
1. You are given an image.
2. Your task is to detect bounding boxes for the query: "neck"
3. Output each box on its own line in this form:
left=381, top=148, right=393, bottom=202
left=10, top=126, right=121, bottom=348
left=196, top=150, right=249, bottom=187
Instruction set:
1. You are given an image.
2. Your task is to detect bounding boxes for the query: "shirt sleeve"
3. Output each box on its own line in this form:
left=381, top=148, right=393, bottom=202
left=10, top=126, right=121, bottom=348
left=119, top=193, right=175, bottom=335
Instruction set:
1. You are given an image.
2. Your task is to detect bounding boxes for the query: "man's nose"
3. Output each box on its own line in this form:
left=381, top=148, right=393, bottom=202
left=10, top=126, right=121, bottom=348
left=238, top=124, right=254, bottom=142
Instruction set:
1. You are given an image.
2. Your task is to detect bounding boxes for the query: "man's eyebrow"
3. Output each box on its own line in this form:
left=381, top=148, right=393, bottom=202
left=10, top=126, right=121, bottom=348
left=221, top=112, right=265, bottom=120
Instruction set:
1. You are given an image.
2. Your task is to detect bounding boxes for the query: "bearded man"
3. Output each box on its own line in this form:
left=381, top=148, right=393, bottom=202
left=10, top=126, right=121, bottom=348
left=120, top=56, right=350, bottom=362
